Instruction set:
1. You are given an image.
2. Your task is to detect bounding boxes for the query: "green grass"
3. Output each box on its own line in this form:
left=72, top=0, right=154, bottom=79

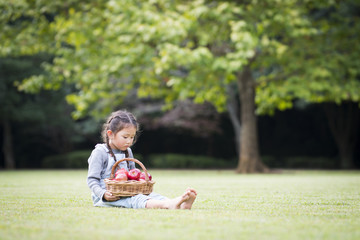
left=0, top=170, right=359, bottom=240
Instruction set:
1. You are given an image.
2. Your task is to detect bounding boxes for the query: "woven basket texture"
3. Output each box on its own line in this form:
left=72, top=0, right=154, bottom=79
left=104, top=158, right=155, bottom=197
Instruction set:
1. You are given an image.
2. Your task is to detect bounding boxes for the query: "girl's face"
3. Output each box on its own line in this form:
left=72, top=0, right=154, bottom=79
left=107, top=126, right=137, bottom=151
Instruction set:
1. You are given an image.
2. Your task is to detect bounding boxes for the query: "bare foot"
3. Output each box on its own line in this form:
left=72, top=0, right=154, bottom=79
left=186, top=187, right=197, bottom=196
left=180, top=188, right=197, bottom=210
left=146, top=188, right=197, bottom=209
left=165, top=191, right=191, bottom=209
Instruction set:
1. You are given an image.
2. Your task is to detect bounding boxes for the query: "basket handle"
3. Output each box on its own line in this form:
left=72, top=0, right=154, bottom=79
left=110, top=158, right=151, bottom=181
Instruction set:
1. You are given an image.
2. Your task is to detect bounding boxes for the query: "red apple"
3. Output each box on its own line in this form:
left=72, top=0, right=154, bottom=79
left=127, top=168, right=141, bottom=180
left=114, top=173, right=128, bottom=181
left=115, top=168, right=128, bottom=177
left=139, top=171, right=152, bottom=181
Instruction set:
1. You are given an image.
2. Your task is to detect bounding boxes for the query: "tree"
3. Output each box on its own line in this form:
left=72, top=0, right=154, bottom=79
left=0, top=56, right=49, bottom=169
left=0, top=55, right=97, bottom=168
left=135, top=99, right=222, bottom=137
left=3, top=0, right=318, bottom=173
left=0, top=1, right=109, bottom=168
left=6, top=0, right=356, bottom=171
left=323, top=102, right=359, bottom=169
left=255, top=1, right=360, bottom=168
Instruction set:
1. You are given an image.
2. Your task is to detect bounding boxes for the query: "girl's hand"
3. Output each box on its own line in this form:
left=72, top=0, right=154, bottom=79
left=103, top=191, right=120, bottom=202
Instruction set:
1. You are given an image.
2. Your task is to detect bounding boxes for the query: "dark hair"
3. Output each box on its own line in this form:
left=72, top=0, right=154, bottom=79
left=101, top=110, right=139, bottom=161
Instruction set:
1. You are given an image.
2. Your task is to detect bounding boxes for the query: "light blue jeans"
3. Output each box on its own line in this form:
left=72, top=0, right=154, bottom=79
left=92, top=192, right=168, bottom=209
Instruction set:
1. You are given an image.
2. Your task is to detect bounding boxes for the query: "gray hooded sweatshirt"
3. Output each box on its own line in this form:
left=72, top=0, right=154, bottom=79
left=86, top=143, right=135, bottom=201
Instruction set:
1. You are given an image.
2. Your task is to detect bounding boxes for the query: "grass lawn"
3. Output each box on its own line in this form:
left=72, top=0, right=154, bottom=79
left=0, top=169, right=359, bottom=240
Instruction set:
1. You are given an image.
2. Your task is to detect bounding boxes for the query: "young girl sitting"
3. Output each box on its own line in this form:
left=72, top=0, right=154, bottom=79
left=87, top=110, right=197, bottom=209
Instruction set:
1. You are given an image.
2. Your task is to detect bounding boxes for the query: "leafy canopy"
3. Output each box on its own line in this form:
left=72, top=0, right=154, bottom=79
left=2, top=0, right=358, bottom=118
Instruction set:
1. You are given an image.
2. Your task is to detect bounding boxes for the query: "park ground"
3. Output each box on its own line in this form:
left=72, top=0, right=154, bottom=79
left=0, top=169, right=359, bottom=240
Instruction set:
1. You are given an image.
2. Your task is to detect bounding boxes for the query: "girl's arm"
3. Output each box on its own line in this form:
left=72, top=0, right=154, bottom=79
left=87, top=147, right=107, bottom=200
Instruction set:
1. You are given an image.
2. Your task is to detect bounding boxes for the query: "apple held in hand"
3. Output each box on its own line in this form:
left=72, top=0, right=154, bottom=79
left=114, top=172, right=128, bottom=181
left=127, top=168, right=141, bottom=180
left=139, top=171, right=152, bottom=181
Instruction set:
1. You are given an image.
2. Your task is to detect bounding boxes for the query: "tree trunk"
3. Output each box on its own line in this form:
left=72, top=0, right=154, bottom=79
left=226, top=83, right=241, bottom=156
left=2, top=118, right=16, bottom=169
left=324, top=102, right=359, bottom=169
left=236, top=65, right=269, bottom=173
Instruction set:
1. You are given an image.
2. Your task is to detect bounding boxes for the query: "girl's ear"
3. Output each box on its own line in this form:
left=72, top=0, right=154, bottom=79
left=107, top=130, right=113, bottom=139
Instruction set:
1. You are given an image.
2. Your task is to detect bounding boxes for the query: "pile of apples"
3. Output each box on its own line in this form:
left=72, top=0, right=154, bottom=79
left=113, top=168, right=152, bottom=182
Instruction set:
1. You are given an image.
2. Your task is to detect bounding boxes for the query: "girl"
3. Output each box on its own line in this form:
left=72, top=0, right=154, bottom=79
left=87, top=110, right=197, bottom=209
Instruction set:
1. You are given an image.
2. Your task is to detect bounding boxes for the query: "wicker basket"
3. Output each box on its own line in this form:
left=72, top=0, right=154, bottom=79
left=104, top=158, right=155, bottom=197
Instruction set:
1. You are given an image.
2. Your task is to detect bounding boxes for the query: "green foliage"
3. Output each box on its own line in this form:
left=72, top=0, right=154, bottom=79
left=38, top=151, right=340, bottom=170
left=1, top=0, right=316, bottom=119
left=255, top=1, right=360, bottom=115
left=0, top=53, right=99, bottom=168
left=2, top=0, right=359, bottom=119
left=0, top=55, right=51, bottom=120
left=41, top=152, right=236, bottom=169
left=0, top=0, right=105, bottom=56
left=42, top=150, right=91, bottom=168
left=2, top=1, right=359, bottom=171
left=148, top=153, right=236, bottom=169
